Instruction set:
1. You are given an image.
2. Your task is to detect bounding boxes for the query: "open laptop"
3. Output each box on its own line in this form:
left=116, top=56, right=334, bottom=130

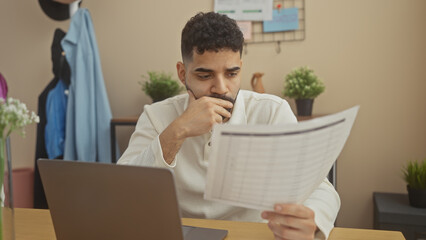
left=38, top=159, right=228, bottom=240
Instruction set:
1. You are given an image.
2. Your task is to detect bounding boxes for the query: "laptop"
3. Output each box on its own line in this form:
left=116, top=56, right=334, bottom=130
left=38, top=159, right=228, bottom=240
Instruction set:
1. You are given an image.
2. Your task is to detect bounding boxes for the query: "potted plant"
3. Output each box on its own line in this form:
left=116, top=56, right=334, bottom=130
left=402, top=159, right=426, bottom=208
left=283, top=66, right=325, bottom=116
left=139, top=71, right=184, bottom=103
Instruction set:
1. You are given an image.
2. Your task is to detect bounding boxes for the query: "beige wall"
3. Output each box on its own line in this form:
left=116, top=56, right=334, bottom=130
left=1, top=0, right=425, bottom=229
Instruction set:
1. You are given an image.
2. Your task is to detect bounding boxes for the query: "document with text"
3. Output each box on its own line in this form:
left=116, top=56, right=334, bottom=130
left=204, top=106, right=359, bottom=211
left=214, top=0, right=273, bottom=21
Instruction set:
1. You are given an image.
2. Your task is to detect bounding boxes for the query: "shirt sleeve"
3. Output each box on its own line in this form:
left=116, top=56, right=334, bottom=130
left=117, top=110, right=176, bottom=168
left=304, top=178, right=340, bottom=240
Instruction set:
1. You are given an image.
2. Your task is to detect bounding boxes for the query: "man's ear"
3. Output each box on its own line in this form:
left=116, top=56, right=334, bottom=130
left=176, top=62, right=186, bottom=85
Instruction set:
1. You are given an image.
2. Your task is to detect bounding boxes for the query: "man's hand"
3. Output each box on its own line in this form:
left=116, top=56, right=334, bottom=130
left=175, top=90, right=233, bottom=137
left=261, top=204, right=318, bottom=240
left=159, top=91, right=232, bottom=164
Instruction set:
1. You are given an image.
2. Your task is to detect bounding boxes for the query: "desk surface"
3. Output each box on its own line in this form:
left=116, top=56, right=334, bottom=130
left=13, top=208, right=405, bottom=240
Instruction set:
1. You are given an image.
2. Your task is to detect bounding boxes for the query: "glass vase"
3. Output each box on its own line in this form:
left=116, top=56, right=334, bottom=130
left=0, top=137, right=15, bottom=240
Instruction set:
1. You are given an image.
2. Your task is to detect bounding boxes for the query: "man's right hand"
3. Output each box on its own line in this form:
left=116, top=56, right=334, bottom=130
left=175, top=90, right=233, bottom=138
left=159, top=91, right=233, bottom=164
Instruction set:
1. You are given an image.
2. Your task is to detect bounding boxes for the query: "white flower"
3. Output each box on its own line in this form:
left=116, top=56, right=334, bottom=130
left=0, top=97, right=39, bottom=138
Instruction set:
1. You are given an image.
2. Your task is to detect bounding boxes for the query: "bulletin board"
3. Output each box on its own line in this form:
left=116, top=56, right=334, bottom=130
left=244, top=0, right=305, bottom=53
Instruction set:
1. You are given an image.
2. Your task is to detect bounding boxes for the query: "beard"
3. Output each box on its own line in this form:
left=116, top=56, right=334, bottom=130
left=207, top=93, right=236, bottom=113
left=185, top=83, right=239, bottom=117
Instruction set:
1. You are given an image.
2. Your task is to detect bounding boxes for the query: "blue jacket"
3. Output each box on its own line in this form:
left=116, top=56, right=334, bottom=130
left=62, top=8, right=112, bottom=163
left=45, top=79, right=68, bottom=159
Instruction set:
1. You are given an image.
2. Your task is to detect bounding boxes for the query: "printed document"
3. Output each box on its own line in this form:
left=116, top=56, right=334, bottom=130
left=204, top=106, right=359, bottom=211
left=214, top=0, right=273, bottom=21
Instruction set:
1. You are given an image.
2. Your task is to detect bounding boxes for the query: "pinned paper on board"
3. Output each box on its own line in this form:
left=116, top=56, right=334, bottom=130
left=214, top=0, right=273, bottom=21
left=263, top=8, right=299, bottom=33
left=236, top=21, right=252, bottom=40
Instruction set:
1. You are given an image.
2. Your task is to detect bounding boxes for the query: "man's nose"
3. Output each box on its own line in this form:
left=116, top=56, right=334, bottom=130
left=211, top=75, right=227, bottom=94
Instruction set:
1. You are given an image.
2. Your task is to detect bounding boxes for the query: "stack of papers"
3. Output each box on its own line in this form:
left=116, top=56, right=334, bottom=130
left=204, top=106, right=359, bottom=210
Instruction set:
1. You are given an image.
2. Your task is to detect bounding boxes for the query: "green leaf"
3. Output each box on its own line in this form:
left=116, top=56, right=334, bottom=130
left=283, top=66, right=325, bottom=99
left=402, top=159, right=426, bottom=189
left=139, top=71, right=184, bottom=102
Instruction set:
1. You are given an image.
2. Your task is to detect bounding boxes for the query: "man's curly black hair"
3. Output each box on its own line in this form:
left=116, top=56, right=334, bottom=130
left=181, top=12, right=244, bottom=62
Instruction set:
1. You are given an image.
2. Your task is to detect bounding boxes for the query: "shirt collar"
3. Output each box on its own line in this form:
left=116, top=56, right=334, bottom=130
left=226, top=90, right=247, bottom=125
left=62, top=8, right=86, bottom=45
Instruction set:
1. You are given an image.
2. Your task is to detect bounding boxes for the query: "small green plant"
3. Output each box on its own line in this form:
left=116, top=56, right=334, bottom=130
left=283, top=66, right=325, bottom=99
left=402, top=159, right=426, bottom=190
left=139, top=71, right=184, bottom=102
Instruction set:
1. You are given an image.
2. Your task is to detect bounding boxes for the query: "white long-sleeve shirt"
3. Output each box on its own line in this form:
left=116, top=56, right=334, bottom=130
left=118, top=90, right=340, bottom=239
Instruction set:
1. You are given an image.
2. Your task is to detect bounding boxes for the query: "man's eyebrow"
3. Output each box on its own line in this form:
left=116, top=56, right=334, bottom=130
left=227, top=67, right=241, bottom=72
left=194, top=68, right=214, bottom=73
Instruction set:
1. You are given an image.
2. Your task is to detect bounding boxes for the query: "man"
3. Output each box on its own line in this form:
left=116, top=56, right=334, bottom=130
left=118, top=12, right=340, bottom=240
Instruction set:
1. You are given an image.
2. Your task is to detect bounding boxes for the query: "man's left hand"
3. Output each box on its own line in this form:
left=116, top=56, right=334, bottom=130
left=261, top=204, right=318, bottom=240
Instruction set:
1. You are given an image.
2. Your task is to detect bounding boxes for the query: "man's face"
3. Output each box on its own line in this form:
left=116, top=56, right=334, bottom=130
left=176, top=48, right=242, bottom=112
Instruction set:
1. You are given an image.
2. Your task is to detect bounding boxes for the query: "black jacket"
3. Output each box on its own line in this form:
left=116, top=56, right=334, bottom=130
left=33, top=28, right=70, bottom=209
